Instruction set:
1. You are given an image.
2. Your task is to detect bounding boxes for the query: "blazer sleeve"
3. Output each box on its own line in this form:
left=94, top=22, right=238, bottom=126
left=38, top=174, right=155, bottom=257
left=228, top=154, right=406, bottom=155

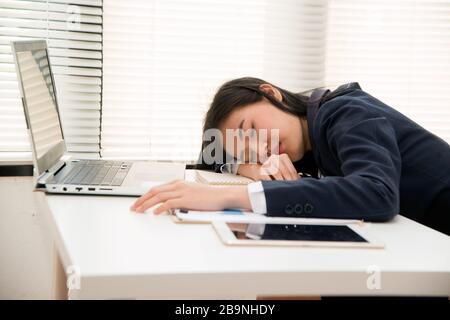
left=261, top=103, right=402, bottom=222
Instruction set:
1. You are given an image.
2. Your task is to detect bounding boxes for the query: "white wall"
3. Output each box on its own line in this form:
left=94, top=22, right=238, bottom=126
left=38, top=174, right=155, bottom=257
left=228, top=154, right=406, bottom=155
left=0, top=176, right=53, bottom=299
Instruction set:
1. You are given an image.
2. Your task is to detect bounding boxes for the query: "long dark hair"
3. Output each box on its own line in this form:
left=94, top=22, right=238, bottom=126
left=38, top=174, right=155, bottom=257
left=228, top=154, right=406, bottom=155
left=203, top=77, right=309, bottom=135
left=197, top=77, right=315, bottom=173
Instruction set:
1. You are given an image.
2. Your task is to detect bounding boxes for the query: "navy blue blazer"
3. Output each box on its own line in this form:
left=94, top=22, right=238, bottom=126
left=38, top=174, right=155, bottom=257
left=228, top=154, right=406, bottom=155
left=262, top=83, right=450, bottom=223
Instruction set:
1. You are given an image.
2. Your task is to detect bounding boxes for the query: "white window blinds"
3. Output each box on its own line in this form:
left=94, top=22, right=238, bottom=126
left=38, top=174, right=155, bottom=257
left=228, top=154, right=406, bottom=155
left=326, top=0, right=450, bottom=143
left=0, top=0, right=103, bottom=159
left=101, top=0, right=327, bottom=161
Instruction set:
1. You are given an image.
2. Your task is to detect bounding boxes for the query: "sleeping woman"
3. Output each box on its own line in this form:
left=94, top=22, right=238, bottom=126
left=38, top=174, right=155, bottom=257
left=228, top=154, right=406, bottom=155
left=131, top=77, right=450, bottom=236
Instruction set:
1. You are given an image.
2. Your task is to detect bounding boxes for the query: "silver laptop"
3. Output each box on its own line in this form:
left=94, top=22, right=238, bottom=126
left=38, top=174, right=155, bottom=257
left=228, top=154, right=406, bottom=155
left=12, top=40, right=185, bottom=196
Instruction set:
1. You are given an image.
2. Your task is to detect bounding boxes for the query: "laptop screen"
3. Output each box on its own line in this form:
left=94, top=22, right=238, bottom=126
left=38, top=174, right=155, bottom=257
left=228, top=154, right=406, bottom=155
left=15, top=48, right=64, bottom=160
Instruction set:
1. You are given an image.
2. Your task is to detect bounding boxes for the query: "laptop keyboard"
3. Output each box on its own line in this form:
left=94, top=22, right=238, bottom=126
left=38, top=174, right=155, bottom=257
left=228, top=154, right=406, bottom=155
left=62, top=160, right=132, bottom=186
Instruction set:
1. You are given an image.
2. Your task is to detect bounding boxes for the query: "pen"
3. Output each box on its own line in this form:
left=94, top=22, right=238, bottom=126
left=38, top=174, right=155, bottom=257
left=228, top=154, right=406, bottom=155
left=267, top=172, right=312, bottom=180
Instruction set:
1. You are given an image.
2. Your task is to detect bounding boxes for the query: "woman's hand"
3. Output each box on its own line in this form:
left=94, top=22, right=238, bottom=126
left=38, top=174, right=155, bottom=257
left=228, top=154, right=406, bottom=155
left=130, top=180, right=252, bottom=214
left=238, top=153, right=299, bottom=181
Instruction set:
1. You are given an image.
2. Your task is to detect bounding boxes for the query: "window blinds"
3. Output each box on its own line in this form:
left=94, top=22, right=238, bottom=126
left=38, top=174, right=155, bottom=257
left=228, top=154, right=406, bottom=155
left=326, top=0, right=450, bottom=143
left=101, top=0, right=327, bottom=161
left=5, top=0, right=446, bottom=163
left=0, top=0, right=103, bottom=159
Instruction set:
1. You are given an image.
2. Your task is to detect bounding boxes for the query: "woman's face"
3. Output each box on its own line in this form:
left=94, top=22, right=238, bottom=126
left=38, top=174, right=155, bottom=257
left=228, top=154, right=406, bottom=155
left=219, top=85, right=310, bottom=163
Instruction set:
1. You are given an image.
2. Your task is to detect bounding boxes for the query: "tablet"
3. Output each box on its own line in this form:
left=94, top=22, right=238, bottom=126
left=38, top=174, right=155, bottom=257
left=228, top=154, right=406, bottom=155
left=212, top=221, right=384, bottom=249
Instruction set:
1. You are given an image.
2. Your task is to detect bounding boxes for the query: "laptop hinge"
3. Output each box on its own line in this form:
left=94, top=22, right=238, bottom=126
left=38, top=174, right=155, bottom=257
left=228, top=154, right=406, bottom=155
left=37, top=160, right=66, bottom=185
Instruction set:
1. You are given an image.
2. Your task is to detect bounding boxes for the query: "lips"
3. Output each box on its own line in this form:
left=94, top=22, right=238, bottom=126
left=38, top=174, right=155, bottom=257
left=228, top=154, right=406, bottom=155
left=278, top=142, right=285, bottom=154
left=267, top=142, right=285, bottom=156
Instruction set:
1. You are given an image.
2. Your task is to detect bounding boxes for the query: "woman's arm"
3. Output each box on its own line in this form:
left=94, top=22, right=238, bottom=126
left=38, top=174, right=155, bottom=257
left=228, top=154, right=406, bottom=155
left=130, top=153, right=299, bottom=214
left=130, top=181, right=252, bottom=214
left=261, top=103, right=402, bottom=221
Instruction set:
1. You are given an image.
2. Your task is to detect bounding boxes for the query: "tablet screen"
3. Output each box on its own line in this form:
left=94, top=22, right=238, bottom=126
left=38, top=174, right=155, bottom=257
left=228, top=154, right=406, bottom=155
left=228, top=223, right=368, bottom=243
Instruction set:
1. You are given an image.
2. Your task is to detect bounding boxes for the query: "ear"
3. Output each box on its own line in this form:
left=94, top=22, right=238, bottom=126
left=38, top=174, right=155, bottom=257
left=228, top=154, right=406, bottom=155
left=259, top=84, right=283, bottom=102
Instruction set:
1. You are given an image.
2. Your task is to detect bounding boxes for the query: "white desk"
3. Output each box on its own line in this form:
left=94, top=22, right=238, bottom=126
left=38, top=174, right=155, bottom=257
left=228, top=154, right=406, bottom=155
left=37, top=170, right=450, bottom=299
